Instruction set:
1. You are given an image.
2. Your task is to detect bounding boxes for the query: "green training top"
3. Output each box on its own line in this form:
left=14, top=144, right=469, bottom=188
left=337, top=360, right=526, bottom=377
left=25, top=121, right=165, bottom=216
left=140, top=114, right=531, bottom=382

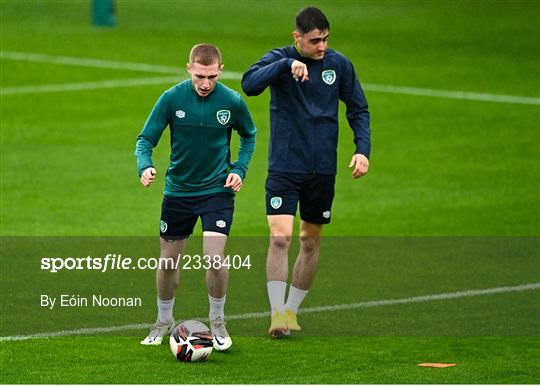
left=135, top=80, right=257, bottom=197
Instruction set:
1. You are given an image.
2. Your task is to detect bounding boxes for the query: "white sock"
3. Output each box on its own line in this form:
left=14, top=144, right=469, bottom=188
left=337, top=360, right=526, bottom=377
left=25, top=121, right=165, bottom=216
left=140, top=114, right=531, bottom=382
left=267, top=281, right=286, bottom=314
left=157, top=297, right=174, bottom=323
left=285, top=286, right=309, bottom=314
left=208, top=294, right=226, bottom=321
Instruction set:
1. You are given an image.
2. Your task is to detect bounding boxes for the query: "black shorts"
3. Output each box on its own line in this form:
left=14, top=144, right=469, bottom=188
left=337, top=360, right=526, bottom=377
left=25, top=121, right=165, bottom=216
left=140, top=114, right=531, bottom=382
left=265, top=172, right=335, bottom=224
left=160, top=192, right=234, bottom=239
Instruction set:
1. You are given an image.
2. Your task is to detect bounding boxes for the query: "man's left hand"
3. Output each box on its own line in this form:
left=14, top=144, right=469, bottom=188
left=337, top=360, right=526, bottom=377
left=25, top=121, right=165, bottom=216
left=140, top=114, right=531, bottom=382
left=349, top=154, right=369, bottom=179
left=224, top=173, right=243, bottom=192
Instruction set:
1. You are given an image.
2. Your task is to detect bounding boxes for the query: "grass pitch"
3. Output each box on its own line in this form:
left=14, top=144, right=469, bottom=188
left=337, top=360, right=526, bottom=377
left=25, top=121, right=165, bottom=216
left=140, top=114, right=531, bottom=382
left=3, top=337, right=538, bottom=384
left=1, top=0, right=539, bottom=384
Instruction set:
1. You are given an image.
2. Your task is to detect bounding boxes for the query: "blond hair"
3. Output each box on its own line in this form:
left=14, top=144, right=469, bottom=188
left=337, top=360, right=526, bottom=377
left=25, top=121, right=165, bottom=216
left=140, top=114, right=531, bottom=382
left=189, top=44, right=222, bottom=65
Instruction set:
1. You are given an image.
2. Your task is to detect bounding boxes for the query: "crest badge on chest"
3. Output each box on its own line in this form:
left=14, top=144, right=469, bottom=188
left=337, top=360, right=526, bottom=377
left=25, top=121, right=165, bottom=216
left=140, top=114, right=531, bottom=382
left=216, top=110, right=231, bottom=125
left=321, top=69, right=336, bottom=85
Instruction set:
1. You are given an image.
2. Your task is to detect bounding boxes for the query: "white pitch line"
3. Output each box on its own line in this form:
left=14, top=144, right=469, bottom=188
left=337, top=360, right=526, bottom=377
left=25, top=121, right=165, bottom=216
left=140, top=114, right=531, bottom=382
left=0, top=50, right=181, bottom=74
left=1, top=50, right=538, bottom=104
left=0, top=50, right=242, bottom=80
left=363, top=83, right=540, bottom=106
left=0, top=282, right=538, bottom=342
left=0, top=76, right=182, bottom=95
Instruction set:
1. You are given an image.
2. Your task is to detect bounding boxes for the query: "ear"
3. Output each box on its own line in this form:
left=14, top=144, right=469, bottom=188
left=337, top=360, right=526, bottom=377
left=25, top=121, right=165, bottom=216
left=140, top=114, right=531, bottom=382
left=186, top=63, right=191, bottom=73
left=219, top=64, right=224, bottom=72
left=293, top=31, right=300, bottom=41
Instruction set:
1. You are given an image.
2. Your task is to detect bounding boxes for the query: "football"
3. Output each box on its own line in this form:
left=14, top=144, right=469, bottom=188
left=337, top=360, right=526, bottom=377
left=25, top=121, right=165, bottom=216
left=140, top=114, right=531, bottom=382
left=169, top=320, right=214, bottom=362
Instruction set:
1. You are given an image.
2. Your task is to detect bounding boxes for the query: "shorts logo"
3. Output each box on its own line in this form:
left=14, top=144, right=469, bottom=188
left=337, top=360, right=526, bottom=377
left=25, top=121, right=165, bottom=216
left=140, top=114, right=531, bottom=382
left=322, top=211, right=331, bottom=219
left=175, top=109, right=186, bottom=118
left=322, top=70, right=336, bottom=85
left=216, top=220, right=226, bottom=228
left=216, top=110, right=231, bottom=125
left=160, top=220, right=168, bottom=233
left=270, top=197, right=282, bottom=210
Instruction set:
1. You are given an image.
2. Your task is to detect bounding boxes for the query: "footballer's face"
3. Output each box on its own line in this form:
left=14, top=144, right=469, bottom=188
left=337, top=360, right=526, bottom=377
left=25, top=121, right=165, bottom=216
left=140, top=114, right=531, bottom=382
left=187, top=61, right=223, bottom=97
left=293, top=28, right=329, bottom=60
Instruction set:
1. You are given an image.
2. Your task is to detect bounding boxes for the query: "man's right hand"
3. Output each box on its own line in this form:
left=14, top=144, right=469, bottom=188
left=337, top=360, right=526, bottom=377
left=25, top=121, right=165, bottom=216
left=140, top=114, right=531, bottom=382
left=140, top=167, right=156, bottom=187
left=291, top=60, right=309, bottom=82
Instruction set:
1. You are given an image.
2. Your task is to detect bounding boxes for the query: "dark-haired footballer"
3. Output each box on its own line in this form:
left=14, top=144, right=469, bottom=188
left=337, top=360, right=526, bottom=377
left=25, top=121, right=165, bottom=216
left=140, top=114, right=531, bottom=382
left=242, top=6, right=371, bottom=338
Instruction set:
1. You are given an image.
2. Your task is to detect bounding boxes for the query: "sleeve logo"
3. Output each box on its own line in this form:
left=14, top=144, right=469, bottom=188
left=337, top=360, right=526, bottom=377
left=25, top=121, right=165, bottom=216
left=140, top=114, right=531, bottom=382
left=322, top=69, right=336, bottom=85
left=216, top=110, right=231, bottom=125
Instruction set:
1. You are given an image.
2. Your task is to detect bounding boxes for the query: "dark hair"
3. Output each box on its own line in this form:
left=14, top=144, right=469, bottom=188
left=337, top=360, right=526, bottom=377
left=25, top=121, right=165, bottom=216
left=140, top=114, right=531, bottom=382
left=189, top=44, right=222, bottom=65
left=295, top=6, right=330, bottom=34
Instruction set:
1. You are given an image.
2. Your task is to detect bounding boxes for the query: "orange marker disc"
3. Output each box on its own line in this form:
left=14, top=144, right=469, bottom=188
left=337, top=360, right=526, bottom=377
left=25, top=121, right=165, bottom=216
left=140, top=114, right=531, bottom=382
left=417, top=363, right=457, bottom=368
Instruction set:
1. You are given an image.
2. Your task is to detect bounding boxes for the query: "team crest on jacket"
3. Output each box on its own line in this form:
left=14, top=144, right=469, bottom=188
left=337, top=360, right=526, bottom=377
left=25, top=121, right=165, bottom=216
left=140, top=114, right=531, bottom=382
left=322, top=70, right=336, bottom=85
left=216, top=110, right=231, bottom=125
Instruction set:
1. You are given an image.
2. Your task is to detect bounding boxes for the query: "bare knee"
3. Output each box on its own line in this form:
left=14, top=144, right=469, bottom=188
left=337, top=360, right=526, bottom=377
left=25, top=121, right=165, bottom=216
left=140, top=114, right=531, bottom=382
left=299, top=221, right=322, bottom=256
left=159, top=238, right=185, bottom=272
left=156, top=259, right=179, bottom=288
left=206, top=267, right=220, bottom=277
left=206, top=256, right=226, bottom=275
left=267, top=215, right=294, bottom=252
left=158, top=255, right=179, bottom=272
left=270, top=233, right=292, bottom=251
left=299, top=234, right=320, bottom=256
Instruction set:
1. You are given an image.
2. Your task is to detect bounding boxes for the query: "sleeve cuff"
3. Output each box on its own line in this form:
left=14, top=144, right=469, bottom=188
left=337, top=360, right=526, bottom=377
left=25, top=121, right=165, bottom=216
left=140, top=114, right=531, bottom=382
left=229, top=166, right=246, bottom=180
left=137, top=164, right=153, bottom=177
left=355, top=144, right=370, bottom=159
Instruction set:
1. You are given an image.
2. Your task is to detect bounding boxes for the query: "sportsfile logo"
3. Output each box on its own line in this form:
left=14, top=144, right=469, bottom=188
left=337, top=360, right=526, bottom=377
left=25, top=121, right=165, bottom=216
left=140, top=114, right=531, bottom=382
left=40, top=253, right=252, bottom=273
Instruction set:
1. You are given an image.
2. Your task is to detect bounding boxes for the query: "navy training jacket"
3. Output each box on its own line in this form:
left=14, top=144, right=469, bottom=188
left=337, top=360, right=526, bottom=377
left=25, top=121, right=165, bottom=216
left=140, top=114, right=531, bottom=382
left=242, top=45, right=370, bottom=175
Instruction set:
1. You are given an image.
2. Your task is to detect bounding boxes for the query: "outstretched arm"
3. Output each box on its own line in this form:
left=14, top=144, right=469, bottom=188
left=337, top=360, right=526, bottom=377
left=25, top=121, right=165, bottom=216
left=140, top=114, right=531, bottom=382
left=241, top=49, right=293, bottom=96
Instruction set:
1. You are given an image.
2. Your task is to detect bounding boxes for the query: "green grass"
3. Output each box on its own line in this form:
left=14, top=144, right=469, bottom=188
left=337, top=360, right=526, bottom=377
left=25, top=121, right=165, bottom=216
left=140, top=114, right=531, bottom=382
left=2, top=337, right=539, bottom=384
left=1, top=0, right=539, bottom=383
left=1, top=0, right=538, bottom=237
left=1, top=237, right=538, bottom=383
